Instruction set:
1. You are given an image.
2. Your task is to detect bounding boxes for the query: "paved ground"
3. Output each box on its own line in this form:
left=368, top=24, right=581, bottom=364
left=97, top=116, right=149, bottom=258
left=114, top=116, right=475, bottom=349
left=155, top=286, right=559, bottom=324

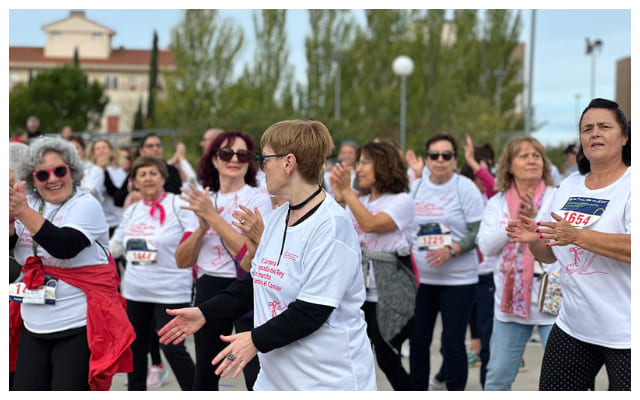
left=110, top=316, right=608, bottom=391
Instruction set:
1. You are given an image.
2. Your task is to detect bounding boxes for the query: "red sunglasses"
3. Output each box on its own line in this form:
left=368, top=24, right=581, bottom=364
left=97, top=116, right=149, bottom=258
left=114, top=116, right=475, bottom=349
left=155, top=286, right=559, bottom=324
left=33, top=164, right=69, bottom=182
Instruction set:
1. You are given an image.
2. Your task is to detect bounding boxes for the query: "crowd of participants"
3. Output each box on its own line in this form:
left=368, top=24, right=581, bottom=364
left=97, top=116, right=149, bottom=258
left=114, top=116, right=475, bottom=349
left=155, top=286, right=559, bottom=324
left=8, top=97, right=630, bottom=391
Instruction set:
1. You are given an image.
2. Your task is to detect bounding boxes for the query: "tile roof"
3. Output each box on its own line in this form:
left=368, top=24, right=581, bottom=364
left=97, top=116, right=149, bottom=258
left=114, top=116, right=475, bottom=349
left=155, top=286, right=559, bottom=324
left=9, top=46, right=174, bottom=67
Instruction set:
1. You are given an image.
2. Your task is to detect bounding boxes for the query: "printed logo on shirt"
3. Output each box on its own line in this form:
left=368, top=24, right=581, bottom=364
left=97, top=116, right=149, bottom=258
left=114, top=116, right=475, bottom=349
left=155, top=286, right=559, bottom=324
left=556, top=197, right=609, bottom=228
left=282, top=251, right=299, bottom=262
left=268, top=300, right=288, bottom=318
left=414, top=202, right=445, bottom=218
left=565, top=246, right=606, bottom=275
left=254, top=257, right=285, bottom=292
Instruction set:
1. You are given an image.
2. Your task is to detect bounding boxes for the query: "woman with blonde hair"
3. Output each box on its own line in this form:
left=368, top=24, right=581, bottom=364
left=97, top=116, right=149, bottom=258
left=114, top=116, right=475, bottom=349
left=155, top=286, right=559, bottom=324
left=87, top=138, right=127, bottom=237
left=476, top=135, right=558, bottom=390
left=157, top=120, right=376, bottom=390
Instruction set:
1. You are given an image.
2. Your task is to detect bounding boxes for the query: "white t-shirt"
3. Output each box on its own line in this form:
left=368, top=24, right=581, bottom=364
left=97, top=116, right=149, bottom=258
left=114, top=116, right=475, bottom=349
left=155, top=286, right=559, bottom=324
left=251, top=196, right=376, bottom=390
left=114, top=193, right=195, bottom=304
left=410, top=174, right=484, bottom=285
left=98, top=166, right=127, bottom=228
left=543, top=168, right=631, bottom=348
left=80, top=161, right=104, bottom=201
left=183, top=185, right=273, bottom=279
left=347, top=192, right=414, bottom=302
left=476, top=187, right=559, bottom=325
left=13, top=189, right=110, bottom=334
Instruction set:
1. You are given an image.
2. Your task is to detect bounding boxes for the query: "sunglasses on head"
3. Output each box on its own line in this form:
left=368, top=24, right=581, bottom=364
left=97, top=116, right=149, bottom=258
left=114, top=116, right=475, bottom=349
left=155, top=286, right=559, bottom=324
left=216, top=148, right=251, bottom=163
left=33, top=164, right=69, bottom=182
left=426, top=151, right=454, bottom=161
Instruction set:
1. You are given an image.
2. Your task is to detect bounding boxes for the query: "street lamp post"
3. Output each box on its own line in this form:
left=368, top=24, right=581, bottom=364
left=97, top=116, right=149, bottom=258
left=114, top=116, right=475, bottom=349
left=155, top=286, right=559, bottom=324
left=392, top=55, right=414, bottom=151
left=585, top=38, right=603, bottom=99
left=331, top=51, right=345, bottom=120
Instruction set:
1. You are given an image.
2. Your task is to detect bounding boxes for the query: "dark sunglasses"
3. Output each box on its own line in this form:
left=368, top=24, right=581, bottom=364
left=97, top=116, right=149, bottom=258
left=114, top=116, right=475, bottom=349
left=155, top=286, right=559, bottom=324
left=33, top=164, right=69, bottom=182
left=255, top=154, right=287, bottom=170
left=216, top=148, right=251, bottom=163
left=426, top=151, right=454, bottom=161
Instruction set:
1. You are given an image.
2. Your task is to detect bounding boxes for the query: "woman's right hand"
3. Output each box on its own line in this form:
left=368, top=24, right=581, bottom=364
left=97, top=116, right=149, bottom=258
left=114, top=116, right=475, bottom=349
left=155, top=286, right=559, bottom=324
left=232, top=206, right=263, bottom=251
left=329, top=162, right=351, bottom=199
left=158, top=307, right=206, bottom=345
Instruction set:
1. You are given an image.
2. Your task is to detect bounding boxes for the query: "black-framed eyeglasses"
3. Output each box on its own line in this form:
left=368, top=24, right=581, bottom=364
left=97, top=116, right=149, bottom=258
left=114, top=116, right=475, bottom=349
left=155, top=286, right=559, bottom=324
left=255, top=154, right=288, bottom=170
left=33, top=164, right=69, bottom=182
left=426, top=151, right=454, bottom=161
left=217, top=148, right=251, bottom=163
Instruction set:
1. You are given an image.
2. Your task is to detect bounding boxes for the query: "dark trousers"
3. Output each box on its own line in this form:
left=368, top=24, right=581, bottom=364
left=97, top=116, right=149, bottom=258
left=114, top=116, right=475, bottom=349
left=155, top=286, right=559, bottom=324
left=409, top=283, right=476, bottom=390
left=362, top=301, right=412, bottom=390
left=13, top=326, right=91, bottom=390
left=434, top=273, right=494, bottom=387
left=193, top=275, right=259, bottom=390
left=126, top=300, right=195, bottom=390
left=540, top=324, right=631, bottom=391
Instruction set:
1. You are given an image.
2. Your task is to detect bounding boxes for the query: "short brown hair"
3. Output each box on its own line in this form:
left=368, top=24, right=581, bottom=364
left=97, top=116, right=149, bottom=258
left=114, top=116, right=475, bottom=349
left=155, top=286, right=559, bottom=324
left=494, top=136, right=554, bottom=192
left=357, top=141, right=409, bottom=195
left=261, top=120, right=334, bottom=184
left=130, top=156, right=168, bottom=181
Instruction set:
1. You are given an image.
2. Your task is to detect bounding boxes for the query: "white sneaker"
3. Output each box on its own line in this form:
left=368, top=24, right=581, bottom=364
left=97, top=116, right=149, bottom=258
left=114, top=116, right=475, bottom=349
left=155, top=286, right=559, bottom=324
left=146, top=365, right=168, bottom=389
left=429, top=376, right=446, bottom=390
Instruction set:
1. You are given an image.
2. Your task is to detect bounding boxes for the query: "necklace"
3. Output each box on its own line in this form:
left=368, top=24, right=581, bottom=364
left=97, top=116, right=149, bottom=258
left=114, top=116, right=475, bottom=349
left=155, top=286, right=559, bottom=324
left=277, top=185, right=323, bottom=265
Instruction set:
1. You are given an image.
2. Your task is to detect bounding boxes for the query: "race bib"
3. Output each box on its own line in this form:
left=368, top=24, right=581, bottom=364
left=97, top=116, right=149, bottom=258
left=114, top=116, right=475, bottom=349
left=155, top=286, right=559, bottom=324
left=556, top=197, right=609, bottom=228
left=9, top=274, right=58, bottom=305
left=126, top=238, right=158, bottom=265
left=417, top=222, right=452, bottom=251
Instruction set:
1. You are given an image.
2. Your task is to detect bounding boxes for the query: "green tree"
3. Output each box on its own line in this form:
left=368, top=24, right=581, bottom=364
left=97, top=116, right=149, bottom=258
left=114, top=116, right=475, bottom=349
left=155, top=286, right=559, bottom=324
left=73, top=47, right=80, bottom=67
left=147, top=30, right=158, bottom=124
left=214, top=10, right=296, bottom=142
left=133, top=99, right=144, bottom=130
left=8, top=65, right=108, bottom=133
left=154, top=9, right=244, bottom=140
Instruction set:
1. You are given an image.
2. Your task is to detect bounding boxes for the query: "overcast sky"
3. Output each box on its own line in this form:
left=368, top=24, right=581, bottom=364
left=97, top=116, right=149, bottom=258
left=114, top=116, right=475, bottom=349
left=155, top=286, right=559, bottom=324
left=7, top=5, right=634, bottom=147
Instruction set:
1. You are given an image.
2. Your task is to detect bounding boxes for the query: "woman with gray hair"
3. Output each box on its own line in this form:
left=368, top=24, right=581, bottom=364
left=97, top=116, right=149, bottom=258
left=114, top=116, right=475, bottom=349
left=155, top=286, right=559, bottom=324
left=9, top=136, right=134, bottom=390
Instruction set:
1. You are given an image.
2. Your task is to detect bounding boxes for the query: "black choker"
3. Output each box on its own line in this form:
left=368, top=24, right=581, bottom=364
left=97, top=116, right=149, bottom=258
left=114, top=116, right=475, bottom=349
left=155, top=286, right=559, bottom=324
left=289, top=186, right=323, bottom=211
left=277, top=185, right=323, bottom=265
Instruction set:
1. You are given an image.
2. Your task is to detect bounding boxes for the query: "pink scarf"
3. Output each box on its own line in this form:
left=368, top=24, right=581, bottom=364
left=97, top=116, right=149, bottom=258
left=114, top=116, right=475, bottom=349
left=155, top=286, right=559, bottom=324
left=499, top=180, right=546, bottom=320
left=143, top=190, right=167, bottom=225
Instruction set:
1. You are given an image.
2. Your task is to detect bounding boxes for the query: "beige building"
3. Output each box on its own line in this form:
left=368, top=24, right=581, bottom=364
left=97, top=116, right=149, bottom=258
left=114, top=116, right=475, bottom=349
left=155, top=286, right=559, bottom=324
left=9, top=10, right=175, bottom=133
left=615, top=56, right=630, bottom=121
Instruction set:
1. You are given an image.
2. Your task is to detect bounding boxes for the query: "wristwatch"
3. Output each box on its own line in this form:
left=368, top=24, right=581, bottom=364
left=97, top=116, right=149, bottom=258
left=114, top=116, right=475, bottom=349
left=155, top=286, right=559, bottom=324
left=445, top=245, right=456, bottom=258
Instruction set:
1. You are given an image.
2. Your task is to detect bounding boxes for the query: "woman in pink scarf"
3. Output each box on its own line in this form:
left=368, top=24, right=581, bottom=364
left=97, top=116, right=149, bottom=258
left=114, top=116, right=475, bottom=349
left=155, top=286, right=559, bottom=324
left=476, top=136, right=558, bottom=390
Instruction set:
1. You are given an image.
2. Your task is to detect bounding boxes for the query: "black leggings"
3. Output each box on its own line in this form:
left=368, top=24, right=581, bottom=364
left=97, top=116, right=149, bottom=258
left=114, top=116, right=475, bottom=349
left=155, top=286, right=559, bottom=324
left=13, top=326, right=91, bottom=390
left=126, top=300, right=195, bottom=390
left=362, top=301, right=412, bottom=390
left=193, top=275, right=260, bottom=390
left=539, top=324, right=630, bottom=391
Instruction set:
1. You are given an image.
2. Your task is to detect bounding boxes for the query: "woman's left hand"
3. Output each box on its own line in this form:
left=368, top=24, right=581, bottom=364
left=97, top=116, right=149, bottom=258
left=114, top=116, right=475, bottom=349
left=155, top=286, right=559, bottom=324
left=425, top=247, right=452, bottom=269
left=212, top=331, right=258, bottom=379
left=536, top=212, right=579, bottom=247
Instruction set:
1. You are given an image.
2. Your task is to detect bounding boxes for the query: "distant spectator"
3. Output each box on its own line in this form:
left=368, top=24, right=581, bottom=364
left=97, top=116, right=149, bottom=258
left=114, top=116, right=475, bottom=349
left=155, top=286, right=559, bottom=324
left=11, top=129, right=28, bottom=144
left=561, top=143, right=578, bottom=180
left=26, top=116, right=43, bottom=140
left=60, top=125, right=73, bottom=140
left=200, top=128, right=224, bottom=154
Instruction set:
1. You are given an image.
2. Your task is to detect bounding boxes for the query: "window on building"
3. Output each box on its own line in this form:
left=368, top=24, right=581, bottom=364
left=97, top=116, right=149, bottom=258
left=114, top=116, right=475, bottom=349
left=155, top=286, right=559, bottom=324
left=50, top=31, right=61, bottom=40
left=104, top=75, right=119, bottom=90
left=92, top=33, right=103, bottom=41
left=129, top=76, right=137, bottom=90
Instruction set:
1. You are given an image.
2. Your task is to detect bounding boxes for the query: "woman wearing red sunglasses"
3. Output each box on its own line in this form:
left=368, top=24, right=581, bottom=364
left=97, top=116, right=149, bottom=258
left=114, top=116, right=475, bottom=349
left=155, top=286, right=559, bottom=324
left=9, top=136, right=134, bottom=390
left=174, top=131, right=272, bottom=390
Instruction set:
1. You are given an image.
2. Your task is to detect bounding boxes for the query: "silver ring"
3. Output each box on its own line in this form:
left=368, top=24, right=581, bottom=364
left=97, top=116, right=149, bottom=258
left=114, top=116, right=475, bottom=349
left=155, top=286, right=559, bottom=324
left=240, top=219, right=246, bottom=225
left=226, top=353, right=235, bottom=361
